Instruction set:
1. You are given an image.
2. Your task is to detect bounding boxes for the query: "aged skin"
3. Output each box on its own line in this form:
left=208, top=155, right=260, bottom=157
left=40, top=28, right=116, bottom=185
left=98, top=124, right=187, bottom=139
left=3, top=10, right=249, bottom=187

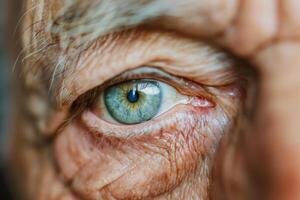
left=8, top=0, right=300, bottom=200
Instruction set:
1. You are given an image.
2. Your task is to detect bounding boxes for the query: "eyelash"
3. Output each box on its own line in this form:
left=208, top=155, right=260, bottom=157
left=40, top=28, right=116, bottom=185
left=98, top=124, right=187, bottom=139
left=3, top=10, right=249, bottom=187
left=69, top=67, right=215, bottom=123
left=80, top=105, right=201, bottom=138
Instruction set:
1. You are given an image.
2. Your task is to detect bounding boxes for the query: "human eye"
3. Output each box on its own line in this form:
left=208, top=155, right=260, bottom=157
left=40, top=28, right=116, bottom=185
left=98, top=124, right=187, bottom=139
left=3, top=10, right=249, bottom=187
left=71, top=67, right=214, bottom=137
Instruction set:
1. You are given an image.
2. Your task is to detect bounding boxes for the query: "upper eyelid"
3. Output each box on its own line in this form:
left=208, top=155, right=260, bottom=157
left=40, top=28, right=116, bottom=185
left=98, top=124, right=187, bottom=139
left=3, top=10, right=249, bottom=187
left=55, top=33, right=239, bottom=107
left=114, top=67, right=217, bottom=99
left=106, top=67, right=173, bottom=85
left=70, top=66, right=214, bottom=114
left=101, top=67, right=189, bottom=91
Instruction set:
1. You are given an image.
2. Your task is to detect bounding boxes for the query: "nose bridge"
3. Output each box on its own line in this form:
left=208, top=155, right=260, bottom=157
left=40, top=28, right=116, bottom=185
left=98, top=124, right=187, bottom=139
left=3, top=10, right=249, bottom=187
left=250, top=41, right=300, bottom=200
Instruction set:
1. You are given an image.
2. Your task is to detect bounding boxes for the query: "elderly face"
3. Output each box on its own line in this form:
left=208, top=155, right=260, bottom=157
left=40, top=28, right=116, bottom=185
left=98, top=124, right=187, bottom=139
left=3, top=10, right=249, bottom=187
left=9, top=0, right=300, bottom=200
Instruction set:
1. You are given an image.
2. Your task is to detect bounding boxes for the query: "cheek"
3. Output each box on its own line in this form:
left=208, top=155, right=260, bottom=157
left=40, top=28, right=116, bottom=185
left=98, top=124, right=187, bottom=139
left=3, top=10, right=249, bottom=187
left=54, top=106, right=230, bottom=200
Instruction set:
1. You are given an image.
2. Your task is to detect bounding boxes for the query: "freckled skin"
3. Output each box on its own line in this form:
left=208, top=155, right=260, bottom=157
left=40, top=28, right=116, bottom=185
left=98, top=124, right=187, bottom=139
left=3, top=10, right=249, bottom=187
left=8, top=0, right=300, bottom=200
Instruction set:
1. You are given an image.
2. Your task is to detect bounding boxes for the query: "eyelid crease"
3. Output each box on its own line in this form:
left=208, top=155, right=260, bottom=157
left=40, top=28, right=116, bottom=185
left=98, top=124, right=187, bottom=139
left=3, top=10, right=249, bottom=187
left=102, top=66, right=216, bottom=100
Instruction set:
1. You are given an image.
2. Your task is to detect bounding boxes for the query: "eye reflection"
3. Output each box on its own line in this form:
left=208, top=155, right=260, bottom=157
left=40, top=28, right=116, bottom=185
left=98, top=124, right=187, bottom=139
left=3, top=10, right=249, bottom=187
left=98, top=78, right=189, bottom=125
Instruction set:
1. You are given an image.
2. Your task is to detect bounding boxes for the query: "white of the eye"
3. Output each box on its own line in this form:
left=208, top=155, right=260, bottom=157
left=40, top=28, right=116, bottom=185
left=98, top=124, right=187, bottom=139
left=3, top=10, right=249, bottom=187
left=155, top=81, right=189, bottom=118
left=138, top=84, right=160, bottom=95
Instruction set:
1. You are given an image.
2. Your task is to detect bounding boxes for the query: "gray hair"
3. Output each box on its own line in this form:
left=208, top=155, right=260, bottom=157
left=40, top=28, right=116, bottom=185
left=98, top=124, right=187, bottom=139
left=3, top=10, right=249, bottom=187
left=52, top=0, right=178, bottom=49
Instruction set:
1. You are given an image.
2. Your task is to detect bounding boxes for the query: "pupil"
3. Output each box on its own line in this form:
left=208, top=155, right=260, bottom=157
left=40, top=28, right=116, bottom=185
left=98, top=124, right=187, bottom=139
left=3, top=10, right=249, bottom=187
left=127, top=88, right=139, bottom=103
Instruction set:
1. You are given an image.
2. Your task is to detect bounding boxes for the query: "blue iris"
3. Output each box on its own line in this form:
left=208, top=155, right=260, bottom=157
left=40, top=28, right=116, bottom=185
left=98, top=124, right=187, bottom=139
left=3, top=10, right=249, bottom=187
left=104, top=80, right=162, bottom=124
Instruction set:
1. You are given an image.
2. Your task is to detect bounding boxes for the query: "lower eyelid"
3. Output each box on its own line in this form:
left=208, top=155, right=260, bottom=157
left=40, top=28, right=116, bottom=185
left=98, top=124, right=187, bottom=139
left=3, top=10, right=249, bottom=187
left=81, top=98, right=214, bottom=138
left=82, top=106, right=192, bottom=138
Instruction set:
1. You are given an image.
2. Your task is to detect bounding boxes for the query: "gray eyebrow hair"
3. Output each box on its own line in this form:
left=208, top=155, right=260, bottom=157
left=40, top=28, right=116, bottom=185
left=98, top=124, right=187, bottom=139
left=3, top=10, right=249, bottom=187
left=52, top=0, right=179, bottom=49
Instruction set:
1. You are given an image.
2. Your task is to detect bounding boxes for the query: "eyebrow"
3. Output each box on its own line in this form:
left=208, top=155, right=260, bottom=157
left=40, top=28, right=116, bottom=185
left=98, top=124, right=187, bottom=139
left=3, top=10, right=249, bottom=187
left=51, top=0, right=238, bottom=50
left=52, top=0, right=178, bottom=49
left=21, top=0, right=234, bottom=81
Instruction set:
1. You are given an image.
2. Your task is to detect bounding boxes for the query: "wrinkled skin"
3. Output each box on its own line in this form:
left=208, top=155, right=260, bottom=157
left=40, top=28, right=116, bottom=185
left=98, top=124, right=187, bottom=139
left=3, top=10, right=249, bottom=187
left=8, top=0, right=300, bottom=200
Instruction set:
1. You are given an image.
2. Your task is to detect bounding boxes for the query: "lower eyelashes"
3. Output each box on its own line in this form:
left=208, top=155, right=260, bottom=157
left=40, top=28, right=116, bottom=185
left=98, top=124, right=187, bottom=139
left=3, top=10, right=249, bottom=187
left=82, top=100, right=213, bottom=138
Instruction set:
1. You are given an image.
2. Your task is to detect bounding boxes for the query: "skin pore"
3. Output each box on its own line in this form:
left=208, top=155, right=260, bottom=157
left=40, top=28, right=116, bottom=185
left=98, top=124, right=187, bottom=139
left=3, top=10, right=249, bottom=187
left=8, top=0, right=300, bottom=200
